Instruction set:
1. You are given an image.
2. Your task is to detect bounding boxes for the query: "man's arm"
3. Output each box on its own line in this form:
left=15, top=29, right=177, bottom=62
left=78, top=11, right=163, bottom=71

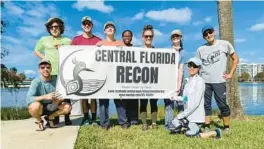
left=34, top=51, right=45, bottom=59
left=223, top=41, right=239, bottom=79
left=34, top=37, right=45, bottom=59
left=26, top=80, right=55, bottom=104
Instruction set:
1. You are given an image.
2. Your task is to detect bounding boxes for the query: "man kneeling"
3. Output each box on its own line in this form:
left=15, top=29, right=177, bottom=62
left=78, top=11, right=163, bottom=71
left=168, top=57, right=221, bottom=139
left=26, top=59, right=72, bottom=131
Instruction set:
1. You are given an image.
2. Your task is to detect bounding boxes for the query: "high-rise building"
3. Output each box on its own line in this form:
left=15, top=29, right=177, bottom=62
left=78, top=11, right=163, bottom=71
left=237, top=63, right=264, bottom=80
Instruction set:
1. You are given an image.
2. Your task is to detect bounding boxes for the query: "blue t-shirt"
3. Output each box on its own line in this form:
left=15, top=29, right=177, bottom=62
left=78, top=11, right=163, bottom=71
left=26, top=76, right=57, bottom=105
left=178, top=49, right=186, bottom=65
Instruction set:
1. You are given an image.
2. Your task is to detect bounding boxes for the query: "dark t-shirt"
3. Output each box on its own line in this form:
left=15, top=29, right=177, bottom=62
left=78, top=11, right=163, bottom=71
left=71, top=35, right=101, bottom=45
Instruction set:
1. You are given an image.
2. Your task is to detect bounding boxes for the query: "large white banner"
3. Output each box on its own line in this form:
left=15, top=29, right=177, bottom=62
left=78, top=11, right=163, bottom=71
left=56, top=45, right=178, bottom=99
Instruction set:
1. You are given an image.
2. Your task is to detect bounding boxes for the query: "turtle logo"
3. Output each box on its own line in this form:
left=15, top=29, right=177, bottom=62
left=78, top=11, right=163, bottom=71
left=60, top=49, right=107, bottom=96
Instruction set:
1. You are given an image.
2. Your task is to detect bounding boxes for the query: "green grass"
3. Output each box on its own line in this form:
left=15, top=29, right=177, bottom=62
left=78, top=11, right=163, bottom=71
left=74, top=107, right=264, bottom=149
left=1, top=107, right=31, bottom=120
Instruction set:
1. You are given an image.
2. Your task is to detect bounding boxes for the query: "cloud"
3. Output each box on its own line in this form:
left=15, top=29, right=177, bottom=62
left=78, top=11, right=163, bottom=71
left=93, top=32, right=104, bottom=39
left=17, top=26, right=45, bottom=37
left=239, top=58, right=249, bottom=63
left=249, top=23, right=264, bottom=31
left=235, top=38, right=247, bottom=43
left=2, top=44, right=37, bottom=66
left=72, top=0, right=114, bottom=13
left=185, top=32, right=202, bottom=41
left=204, top=16, right=212, bottom=23
left=132, top=36, right=142, bottom=46
left=145, top=8, right=192, bottom=24
left=4, top=2, right=24, bottom=17
left=24, top=70, right=36, bottom=76
left=76, top=30, right=83, bottom=36
left=131, top=12, right=144, bottom=21
left=192, top=16, right=212, bottom=26
left=154, top=29, right=163, bottom=36
left=192, top=21, right=203, bottom=26
left=2, top=36, right=22, bottom=44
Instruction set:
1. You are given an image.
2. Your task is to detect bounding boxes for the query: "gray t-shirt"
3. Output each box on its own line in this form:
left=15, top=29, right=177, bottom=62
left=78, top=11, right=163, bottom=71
left=196, top=40, right=235, bottom=83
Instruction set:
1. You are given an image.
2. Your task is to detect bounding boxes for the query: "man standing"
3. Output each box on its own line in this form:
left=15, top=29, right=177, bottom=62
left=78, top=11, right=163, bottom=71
left=71, top=16, right=101, bottom=126
left=27, top=59, right=72, bottom=130
left=121, top=30, right=138, bottom=125
left=196, top=25, right=239, bottom=134
left=97, top=21, right=129, bottom=130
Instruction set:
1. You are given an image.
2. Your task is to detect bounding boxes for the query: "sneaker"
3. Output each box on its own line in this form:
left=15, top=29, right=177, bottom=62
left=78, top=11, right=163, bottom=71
left=224, top=128, right=230, bottom=136
left=81, top=117, right=91, bottom=126
left=101, top=125, right=110, bottom=130
left=204, top=127, right=210, bottom=133
left=121, top=123, right=130, bottom=129
left=215, top=128, right=222, bottom=139
left=91, top=120, right=99, bottom=126
left=151, top=123, right=158, bottom=129
left=65, top=119, right=72, bottom=125
left=142, top=124, right=148, bottom=131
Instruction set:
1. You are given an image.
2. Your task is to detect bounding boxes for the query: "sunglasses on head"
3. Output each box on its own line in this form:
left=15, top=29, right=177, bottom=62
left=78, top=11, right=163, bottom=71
left=40, top=66, right=51, bottom=70
left=188, top=62, right=199, bottom=68
left=82, top=21, right=92, bottom=26
left=203, top=30, right=214, bottom=37
left=144, top=35, right=153, bottom=39
left=171, top=34, right=181, bottom=38
left=49, top=25, right=59, bottom=30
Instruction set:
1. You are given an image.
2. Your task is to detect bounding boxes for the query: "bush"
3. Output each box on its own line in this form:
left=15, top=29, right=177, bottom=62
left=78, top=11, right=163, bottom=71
left=1, top=107, right=31, bottom=120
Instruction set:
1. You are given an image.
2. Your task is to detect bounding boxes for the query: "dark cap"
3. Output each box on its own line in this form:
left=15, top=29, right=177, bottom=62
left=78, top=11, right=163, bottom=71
left=202, top=25, right=214, bottom=34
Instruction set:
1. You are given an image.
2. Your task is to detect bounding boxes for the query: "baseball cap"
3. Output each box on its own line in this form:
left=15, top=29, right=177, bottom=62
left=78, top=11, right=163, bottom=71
left=45, top=17, right=63, bottom=27
left=187, top=57, right=202, bottom=66
left=39, top=59, right=51, bottom=66
left=104, top=21, right=115, bottom=30
left=81, top=16, right=92, bottom=23
left=202, top=25, right=214, bottom=34
left=170, top=29, right=182, bottom=37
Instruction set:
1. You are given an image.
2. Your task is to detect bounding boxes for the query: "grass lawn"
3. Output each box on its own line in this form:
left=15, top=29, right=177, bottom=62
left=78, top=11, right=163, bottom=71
left=75, top=114, right=264, bottom=149
left=1, top=107, right=31, bottom=120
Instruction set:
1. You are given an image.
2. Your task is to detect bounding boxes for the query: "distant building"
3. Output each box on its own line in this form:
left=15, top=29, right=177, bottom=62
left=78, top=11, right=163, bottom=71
left=237, top=63, right=264, bottom=81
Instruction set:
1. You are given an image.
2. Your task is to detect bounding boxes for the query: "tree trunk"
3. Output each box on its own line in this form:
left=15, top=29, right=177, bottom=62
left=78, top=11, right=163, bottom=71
left=217, top=0, right=244, bottom=119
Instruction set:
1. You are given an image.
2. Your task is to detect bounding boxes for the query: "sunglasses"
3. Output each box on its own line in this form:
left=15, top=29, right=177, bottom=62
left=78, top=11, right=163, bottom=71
left=49, top=25, right=59, bottom=30
left=82, top=21, right=92, bottom=26
left=188, top=62, right=199, bottom=68
left=171, top=34, right=181, bottom=38
left=40, top=66, right=51, bottom=70
left=203, top=30, right=214, bottom=37
left=144, top=35, right=153, bottom=39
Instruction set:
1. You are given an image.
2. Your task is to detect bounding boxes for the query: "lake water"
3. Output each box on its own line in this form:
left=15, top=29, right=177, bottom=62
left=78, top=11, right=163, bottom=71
left=1, top=83, right=264, bottom=115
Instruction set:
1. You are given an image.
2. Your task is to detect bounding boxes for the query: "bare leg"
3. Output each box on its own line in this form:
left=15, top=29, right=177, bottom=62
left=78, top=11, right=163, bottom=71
left=48, top=103, right=72, bottom=119
left=205, top=116, right=211, bottom=125
left=223, top=116, right=230, bottom=126
left=199, top=131, right=216, bottom=139
left=28, top=102, right=43, bottom=122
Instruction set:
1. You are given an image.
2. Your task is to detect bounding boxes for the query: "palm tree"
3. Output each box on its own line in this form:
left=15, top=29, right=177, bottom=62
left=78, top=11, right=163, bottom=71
left=217, top=0, right=244, bottom=118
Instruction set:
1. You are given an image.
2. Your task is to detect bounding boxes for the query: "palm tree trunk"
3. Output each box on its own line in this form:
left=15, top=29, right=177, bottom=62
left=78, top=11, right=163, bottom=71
left=217, top=0, right=244, bottom=119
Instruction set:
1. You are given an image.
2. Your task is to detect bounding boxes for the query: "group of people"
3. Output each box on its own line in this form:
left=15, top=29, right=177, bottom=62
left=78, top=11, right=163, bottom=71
left=26, top=16, right=239, bottom=139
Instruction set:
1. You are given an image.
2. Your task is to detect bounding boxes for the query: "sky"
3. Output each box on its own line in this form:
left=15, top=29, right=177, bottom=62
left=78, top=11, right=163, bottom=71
left=1, top=1, right=264, bottom=78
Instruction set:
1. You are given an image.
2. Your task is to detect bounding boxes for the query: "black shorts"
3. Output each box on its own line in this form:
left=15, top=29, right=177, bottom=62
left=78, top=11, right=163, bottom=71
left=41, top=103, right=58, bottom=116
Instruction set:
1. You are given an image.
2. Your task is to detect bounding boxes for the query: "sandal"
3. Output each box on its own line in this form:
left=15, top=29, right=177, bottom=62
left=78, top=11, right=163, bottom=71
left=48, top=118, right=58, bottom=128
left=35, top=120, right=45, bottom=131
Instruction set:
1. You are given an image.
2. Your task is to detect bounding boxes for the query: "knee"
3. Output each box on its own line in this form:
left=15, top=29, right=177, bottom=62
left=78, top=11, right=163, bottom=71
left=63, top=104, right=72, bottom=114
left=28, top=102, right=42, bottom=116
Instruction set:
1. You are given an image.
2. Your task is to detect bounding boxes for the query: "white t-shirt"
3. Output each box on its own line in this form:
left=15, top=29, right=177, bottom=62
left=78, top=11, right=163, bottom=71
left=196, top=40, right=235, bottom=83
